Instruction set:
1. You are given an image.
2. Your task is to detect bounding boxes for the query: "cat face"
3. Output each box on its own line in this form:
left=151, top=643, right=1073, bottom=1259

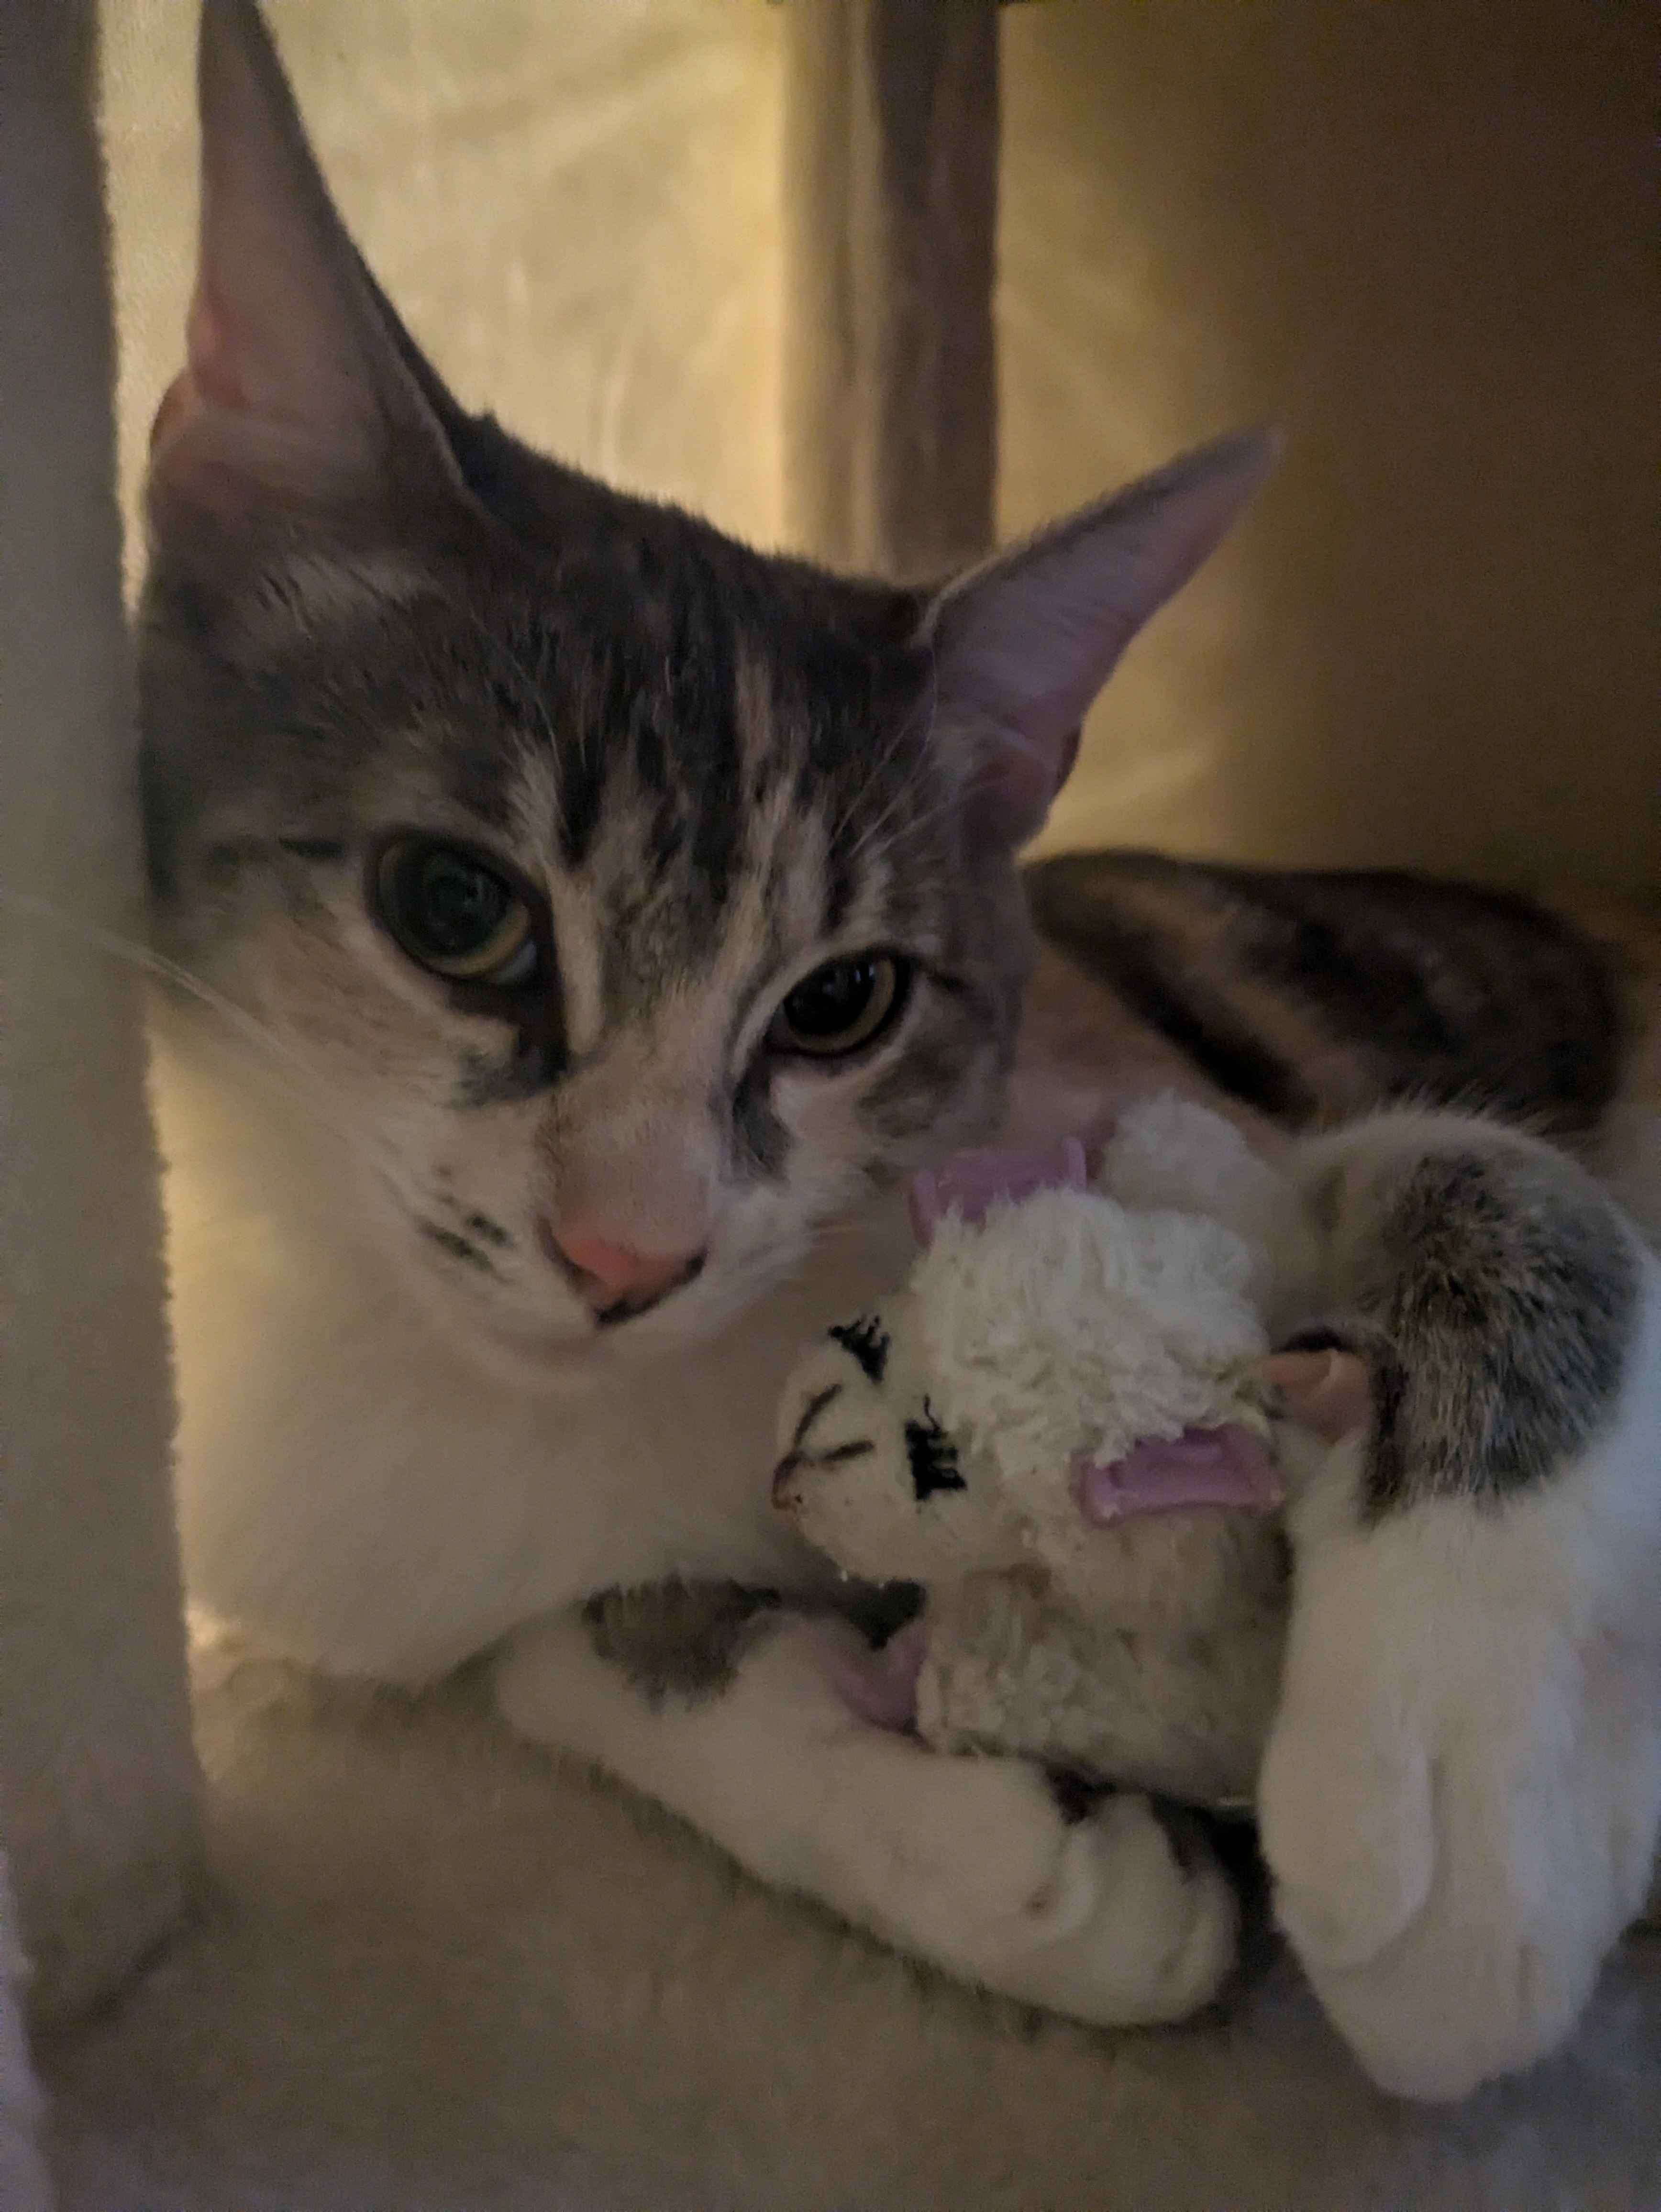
left=144, top=505, right=1030, bottom=1379
left=139, top=1, right=1275, bottom=1385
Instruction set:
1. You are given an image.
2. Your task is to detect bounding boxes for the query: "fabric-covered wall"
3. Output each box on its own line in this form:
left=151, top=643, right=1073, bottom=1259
left=101, top=0, right=785, bottom=565
left=103, top=0, right=1652, bottom=896
left=997, top=2, right=1656, bottom=891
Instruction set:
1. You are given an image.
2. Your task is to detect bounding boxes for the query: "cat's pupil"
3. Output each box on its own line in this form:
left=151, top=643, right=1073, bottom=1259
left=769, top=951, right=907, bottom=1058
left=374, top=838, right=536, bottom=985
left=786, top=959, right=878, bottom=1038
left=417, top=853, right=505, bottom=955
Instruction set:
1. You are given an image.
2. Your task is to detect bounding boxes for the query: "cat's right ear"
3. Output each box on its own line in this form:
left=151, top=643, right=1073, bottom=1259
left=148, top=0, right=461, bottom=527
left=920, top=431, right=1280, bottom=851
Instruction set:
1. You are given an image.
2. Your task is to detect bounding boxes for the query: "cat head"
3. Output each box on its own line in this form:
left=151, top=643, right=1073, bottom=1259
left=139, top=0, right=1277, bottom=1387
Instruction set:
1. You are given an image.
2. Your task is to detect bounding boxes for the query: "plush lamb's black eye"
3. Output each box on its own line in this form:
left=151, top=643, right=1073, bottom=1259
left=769, top=953, right=909, bottom=1059
left=904, top=1401, right=965, bottom=1502
left=373, top=839, right=539, bottom=988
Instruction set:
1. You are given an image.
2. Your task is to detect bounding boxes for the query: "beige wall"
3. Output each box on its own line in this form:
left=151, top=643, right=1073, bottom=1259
left=1003, top=3, right=1657, bottom=894
left=103, top=1, right=1655, bottom=895
left=101, top=0, right=784, bottom=554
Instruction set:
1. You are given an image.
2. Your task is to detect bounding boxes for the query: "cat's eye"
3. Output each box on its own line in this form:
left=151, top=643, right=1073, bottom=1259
left=768, top=952, right=909, bottom=1059
left=373, top=839, right=540, bottom=988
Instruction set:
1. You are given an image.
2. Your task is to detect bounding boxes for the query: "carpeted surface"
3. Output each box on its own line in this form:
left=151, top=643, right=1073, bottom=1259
left=37, top=1638, right=1661, bottom=2212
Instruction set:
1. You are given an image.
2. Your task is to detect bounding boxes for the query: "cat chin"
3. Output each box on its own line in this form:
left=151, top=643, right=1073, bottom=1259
left=444, top=1311, right=731, bottom=1395
left=459, top=1328, right=629, bottom=1396
left=391, top=1275, right=618, bottom=1395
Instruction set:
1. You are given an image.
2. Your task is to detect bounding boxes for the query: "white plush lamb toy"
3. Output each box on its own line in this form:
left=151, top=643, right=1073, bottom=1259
left=774, top=1095, right=1307, bottom=1808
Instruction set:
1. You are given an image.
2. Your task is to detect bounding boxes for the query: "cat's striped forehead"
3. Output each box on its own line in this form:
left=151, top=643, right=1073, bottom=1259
left=172, top=524, right=962, bottom=1024
left=364, top=555, right=946, bottom=1006
left=493, top=608, right=942, bottom=1022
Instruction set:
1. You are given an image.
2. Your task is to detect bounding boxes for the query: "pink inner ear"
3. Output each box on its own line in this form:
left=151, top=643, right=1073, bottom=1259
left=962, top=726, right=1082, bottom=851
left=909, top=1137, right=1087, bottom=1244
left=1077, top=1424, right=1283, bottom=1525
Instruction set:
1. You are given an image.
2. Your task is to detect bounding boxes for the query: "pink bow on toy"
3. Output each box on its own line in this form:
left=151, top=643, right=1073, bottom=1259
left=908, top=1137, right=1088, bottom=1242
left=906, top=1142, right=1282, bottom=1522
left=1077, top=1424, right=1280, bottom=1521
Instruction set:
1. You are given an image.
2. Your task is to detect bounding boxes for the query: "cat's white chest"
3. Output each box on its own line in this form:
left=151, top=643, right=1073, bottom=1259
left=155, top=1042, right=911, bottom=1681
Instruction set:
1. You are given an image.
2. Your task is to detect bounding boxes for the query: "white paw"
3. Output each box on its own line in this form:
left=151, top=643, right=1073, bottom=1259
left=1258, top=1672, right=1433, bottom=1971
left=748, top=1616, right=1239, bottom=2024
left=1026, top=1791, right=1240, bottom=2025
left=765, top=1616, right=1241, bottom=2025
left=865, top=1751, right=1239, bottom=2027
left=498, top=1604, right=1236, bottom=2027
left=1261, top=1503, right=1661, bottom=2101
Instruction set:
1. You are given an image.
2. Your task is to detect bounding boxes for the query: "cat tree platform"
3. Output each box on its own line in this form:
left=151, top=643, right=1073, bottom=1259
left=34, top=1640, right=1661, bottom=2211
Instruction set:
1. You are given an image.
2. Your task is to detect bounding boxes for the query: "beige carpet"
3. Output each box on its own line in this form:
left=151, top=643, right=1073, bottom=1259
left=36, top=1638, right=1661, bottom=2212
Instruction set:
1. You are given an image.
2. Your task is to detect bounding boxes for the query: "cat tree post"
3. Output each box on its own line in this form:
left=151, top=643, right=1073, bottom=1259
left=0, top=0, right=200, bottom=2029
left=781, top=0, right=1000, bottom=580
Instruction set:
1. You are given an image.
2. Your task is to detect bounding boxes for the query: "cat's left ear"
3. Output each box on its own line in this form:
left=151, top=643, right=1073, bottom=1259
left=148, top=0, right=463, bottom=527
left=921, top=430, right=1281, bottom=849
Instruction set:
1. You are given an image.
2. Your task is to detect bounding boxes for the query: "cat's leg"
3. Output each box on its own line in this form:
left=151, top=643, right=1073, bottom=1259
left=496, top=1599, right=1238, bottom=2026
left=1259, top=1327, right=1661, bottom=2100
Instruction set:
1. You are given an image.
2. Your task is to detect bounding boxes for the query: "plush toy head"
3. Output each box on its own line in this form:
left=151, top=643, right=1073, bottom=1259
left=774, top=1111, right=1283, bottom=1599
left=773, top=1286, right=1015, bottom=1584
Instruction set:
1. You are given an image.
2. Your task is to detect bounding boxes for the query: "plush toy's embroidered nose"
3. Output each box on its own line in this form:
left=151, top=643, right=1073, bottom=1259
left=908, top=1137, right=1087, bottom=1243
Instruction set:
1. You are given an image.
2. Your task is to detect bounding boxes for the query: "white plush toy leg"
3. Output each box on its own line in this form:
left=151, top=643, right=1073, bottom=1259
left=0, top=1851, right=54, bottom=2212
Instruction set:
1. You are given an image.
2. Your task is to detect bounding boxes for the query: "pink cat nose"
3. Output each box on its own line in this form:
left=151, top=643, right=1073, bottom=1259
left=538, top=1223, right=705, bottom=1322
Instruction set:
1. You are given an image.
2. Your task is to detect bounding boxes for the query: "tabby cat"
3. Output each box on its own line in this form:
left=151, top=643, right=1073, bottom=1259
left=141, top=0, right=1661, bottom=2097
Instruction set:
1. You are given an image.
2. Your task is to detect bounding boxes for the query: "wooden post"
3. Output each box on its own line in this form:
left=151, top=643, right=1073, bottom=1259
left=781, top=0, right=1000, bottom=580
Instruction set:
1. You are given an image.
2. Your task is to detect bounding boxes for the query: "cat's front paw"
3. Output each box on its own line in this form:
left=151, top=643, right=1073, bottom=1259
left=702, top=1614, right=1243, bottom=2027
left=498, top=1602, right=1236, bottom=2027
left=1260, top=1504, right=1661, bottom=2100
left=1007, top=1788, right=1240, bottom=2026
left=876, top=1750, right=1240, bottom=2028
left=775, top=1619, right=1240, bottom=2026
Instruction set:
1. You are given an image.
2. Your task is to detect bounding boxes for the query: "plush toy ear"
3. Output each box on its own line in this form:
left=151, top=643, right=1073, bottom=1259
left=1078, top=1426, right=1284, bottom=1524
left=148, top=0, right=462, bottom=527
left=908, top=1138, right=1088, bottom=1244
left=919, top=430, right=1281, bottom=850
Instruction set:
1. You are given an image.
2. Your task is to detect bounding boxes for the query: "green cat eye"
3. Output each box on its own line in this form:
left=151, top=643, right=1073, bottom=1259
left=769, top=952, right=909, bottom=1060
left=373, top=839, right=540, bottom=988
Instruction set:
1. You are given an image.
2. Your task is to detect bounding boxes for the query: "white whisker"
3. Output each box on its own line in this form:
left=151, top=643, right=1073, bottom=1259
left=822, top=659, right=941, bottom=860
left=0, top=886, right=370, bottom=1164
